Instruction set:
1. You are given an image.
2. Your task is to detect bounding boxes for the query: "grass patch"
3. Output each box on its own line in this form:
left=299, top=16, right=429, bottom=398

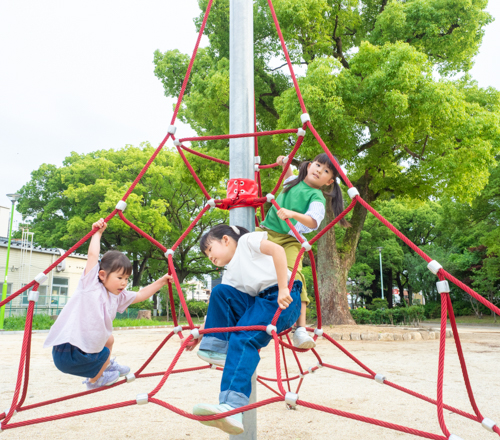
left=426, top=315, right=500, bottom=325
left=4, top=314, right=55, bottom=331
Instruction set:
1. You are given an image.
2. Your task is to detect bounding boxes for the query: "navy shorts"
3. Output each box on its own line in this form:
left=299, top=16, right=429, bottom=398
left=52, top=343, right=110, bottom=378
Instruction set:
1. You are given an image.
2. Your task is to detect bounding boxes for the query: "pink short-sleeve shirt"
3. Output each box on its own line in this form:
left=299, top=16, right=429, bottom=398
left=44, top=264, right=136, bottom=353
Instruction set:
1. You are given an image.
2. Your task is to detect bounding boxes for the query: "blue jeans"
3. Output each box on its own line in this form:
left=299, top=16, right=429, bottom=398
left=199, top=281, right=302, bottom=408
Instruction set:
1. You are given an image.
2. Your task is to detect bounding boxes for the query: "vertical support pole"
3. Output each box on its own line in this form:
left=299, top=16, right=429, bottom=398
left=229, top=0, right=256, bottom=439
left=0, top=199, right=17, bottom=329
left=377, top=247, right=384, bottom=300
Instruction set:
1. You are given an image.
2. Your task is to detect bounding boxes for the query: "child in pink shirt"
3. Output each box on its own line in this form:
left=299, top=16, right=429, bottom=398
left=44, top=219, right=173, bottom=390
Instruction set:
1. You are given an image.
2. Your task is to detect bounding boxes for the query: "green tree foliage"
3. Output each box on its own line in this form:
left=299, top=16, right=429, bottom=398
left=153, top=0, right=500, bottom=324
left=16, top=144, right=227, bottom=286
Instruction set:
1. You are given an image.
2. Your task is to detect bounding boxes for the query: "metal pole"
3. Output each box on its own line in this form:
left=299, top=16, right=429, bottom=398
left=229, top=0, right=256, bottom=438
left=0, top=196, right=19, bottom=329
left=377, top=247, right=384, bottom=300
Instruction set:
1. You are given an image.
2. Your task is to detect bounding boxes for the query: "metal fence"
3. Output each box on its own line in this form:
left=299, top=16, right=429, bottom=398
left=3, top=294, right=68, bottom=318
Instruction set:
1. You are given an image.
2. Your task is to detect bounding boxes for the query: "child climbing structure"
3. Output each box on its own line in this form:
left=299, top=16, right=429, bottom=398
left=1, top=0, right=499, bottom=438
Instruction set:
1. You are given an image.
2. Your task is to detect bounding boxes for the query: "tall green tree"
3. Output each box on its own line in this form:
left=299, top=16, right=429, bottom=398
left=154, top=0, right=500, bottom=324
left=17, top=144, right=227, bottom=286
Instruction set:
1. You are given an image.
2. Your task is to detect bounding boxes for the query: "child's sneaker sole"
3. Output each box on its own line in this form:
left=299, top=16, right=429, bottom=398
left=193, top=404, right=243, bottom=435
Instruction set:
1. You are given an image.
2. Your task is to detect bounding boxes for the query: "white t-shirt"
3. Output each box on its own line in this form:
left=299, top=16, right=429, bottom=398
left=44, top=264, right=136, bottom=353
left=222, top=231, right=291, bottom=296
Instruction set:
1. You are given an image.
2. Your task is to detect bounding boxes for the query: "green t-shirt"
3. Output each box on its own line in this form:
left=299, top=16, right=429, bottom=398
left=261, top=179, right=326, bottom=235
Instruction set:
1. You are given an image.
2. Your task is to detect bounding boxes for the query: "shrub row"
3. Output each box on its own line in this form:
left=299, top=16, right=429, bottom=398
left=350, top=305, right=426, bottom=326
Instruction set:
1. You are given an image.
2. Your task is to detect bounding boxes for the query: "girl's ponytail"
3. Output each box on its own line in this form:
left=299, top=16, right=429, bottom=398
left=324, top=180, right=350, bottom=228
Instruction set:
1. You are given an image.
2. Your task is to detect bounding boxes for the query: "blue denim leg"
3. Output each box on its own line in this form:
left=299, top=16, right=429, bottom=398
left=219, top=281, right=302, bottom=408
left=199, top=284, right=255, bottom=355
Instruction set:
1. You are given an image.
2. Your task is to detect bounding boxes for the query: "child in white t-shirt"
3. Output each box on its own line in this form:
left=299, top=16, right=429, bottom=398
left=44, top=218, right=173, bottom=390
left=190, top=224, right=302, bottom=435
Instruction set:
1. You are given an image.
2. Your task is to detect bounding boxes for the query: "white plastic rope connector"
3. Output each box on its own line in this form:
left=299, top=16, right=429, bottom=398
left=448, top=435, right=464, bottom=440
left=136, top=393, right=148, bottom=405
left=164, top=249, right=175, bottom=258
left=173, top=139, right=182, bottom=147
left=254, top=156, right=261, bottom=164
left=300, top=113, right=311, bottom=124
left=436, top=280, right=450, bottom=294
left=308, top=366, right=316, bottom=374
left=173, top=325, right=183, bottom=334
left=301, top=241, right=312, bottom=252
left=347, top=187, right=360, bottom=199
left=482, top=418, right=497, bottom=432
left=316, top=362, right=323, bottom=368
left=126, top=373, right=136, bottom=383
left=210, top=364, right=218, bottom=369
left=254, top=164, right=260, bottom=172
left=115, top=200, right=127, bottom=211
left=374, top=373, right=386, bottom=384
left=206, top=198, right=216, bottom=208
left=285, top=392, right=298, bottom=408
left=3, top=408, right=16, bottom=417
left=167, top=125, right=177, bottom=135
left=191, top=328, right=201, bottom=339
left=266, top=193, right=275, bottom=203
left=34, top=272, right=48, bottom=284
left=314, top=328, right=324, bottom=337
left=28, top=291, right=39, bottom=303
left=427, top=260, right=443, bottom=275
left=266, top=324, right=277, bottom=335
left=297, top=128, right=306, bottom=137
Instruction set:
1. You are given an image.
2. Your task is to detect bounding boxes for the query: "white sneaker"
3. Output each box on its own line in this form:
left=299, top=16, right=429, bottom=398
left=193, top=403, right=244, bottom=435
left=293, top=327, right=316, bottom=349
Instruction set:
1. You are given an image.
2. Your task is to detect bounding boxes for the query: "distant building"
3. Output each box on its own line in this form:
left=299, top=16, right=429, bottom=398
left=0, top=238, right=88, bottom=317
left=185, top=279, right=210, bottom=303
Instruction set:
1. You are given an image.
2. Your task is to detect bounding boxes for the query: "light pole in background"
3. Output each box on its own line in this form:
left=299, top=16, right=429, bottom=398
left=0, top=193, right=21, bottom=329
left=377, top=247, right=384, bottom=300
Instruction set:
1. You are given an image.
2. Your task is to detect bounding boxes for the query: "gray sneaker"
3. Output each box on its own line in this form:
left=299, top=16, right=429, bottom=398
left=105, top=358, right=131, bottom=376
left=197, top=349, right=227, bottom=367
left=83, top=370, right=120, bottom=390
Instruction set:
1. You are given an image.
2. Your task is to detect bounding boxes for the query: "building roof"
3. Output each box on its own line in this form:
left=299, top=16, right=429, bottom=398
left=0, top=238, right=88, bottom=259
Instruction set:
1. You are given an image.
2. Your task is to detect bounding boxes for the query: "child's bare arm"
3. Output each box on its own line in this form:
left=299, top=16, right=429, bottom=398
left=277, top=156, right=294, bottom=180
left=132, top=274, right=173, bottom=304
left=86, top=219, right=107, bottom=275
left=276, top=208, right=317, bottom=229
left=260, top=239, right=292, bottom=310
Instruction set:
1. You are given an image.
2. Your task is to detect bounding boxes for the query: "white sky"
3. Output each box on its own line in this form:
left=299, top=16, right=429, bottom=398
left=1, top=1, right=500, bottom=228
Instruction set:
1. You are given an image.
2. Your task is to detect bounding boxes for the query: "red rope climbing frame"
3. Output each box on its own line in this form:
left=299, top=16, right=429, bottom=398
left=2, top=0, right=499, bottom=437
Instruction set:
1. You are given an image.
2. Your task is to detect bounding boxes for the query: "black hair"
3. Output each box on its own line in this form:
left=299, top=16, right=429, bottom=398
left=283, top=153, right=350, bottom=227
left=98, top=250, right=132, bottom=282
left=200, top=224, right=250, bottom=255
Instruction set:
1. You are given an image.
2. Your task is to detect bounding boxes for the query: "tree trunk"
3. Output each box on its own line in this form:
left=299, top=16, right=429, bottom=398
left=387, top=268, right=393, bottom=309
left=318, top=175, right=373, bottom=324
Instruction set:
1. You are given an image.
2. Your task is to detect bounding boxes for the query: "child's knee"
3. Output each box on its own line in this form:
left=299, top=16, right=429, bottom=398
left=106, top=334, right=114, bottom=347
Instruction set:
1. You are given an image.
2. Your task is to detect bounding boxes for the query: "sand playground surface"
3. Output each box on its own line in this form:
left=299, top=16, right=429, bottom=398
left=1, top=325, right=499, bottom=440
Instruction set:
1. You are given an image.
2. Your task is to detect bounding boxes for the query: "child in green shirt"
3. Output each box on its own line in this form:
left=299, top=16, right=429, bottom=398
left=259, top=153, right=350, bottom=348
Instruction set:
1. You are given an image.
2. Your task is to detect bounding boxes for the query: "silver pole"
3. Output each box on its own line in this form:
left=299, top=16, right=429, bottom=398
left=229, top=0, right=256, bottom=439
left=377, top=247, right=384, bottom=300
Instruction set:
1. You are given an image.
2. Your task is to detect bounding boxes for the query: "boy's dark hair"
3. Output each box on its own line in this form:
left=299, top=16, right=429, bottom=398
left=200, top=224, right=250, bottom=255
left=99, top=251, right=132, bottom=281
left=282, top=153, right=350, bottom=227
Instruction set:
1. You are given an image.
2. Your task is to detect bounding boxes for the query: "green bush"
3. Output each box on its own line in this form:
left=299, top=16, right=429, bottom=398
left=128, top=299, right=154, bottom=310
left=350, top=305, right=425, bottom=326
left=368, top=298, right=389, bottom=310
left=186, top=300, right=208, bottom=319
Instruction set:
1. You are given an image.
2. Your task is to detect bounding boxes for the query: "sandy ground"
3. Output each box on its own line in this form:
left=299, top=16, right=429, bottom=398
left=1, top=326, right=499, bottom=440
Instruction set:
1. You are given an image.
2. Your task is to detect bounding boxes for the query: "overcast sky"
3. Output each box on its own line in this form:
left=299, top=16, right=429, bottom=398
left=1, top=1, right=500, bottom=228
